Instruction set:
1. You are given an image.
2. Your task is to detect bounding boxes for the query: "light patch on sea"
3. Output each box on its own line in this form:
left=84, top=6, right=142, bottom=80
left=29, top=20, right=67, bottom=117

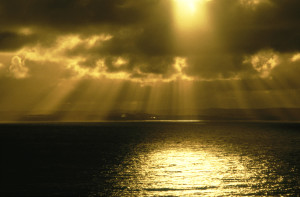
left=90, top=122, right=299, bottom=196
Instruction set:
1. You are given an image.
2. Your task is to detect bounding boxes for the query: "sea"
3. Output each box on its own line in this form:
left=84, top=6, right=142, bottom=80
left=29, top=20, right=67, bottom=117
left=1, top=121, right=300, bottom=196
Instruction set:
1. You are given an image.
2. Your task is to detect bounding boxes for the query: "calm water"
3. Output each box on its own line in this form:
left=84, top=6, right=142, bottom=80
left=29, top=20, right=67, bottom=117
left=1, top=121, right=300, bottom=196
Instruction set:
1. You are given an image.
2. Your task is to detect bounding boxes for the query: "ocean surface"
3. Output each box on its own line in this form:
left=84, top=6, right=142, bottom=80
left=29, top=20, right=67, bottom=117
left=1, top=121, right=300, bottom=196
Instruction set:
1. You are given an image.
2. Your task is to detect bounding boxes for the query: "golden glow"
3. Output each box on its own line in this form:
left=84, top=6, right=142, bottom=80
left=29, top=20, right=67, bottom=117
left=12, top=35, right=194, bottom=83
left=171, top=57, right=194, bottom=81
left=244, top=50, right=279, bottom=78
left=175, top=0, right=201, bottom=14
left=69, top=58, right=103, bottom=79
left=114, top=57, right=128, bottom=67
left=86, top=34, right=113, bottom=48
left=173, top=0, right=210, bottom=31
left=0, top=32, right=298, bottom=120
left=17, top=34, right=113, bottom=63
left=173, top=57, right=186, bottom=73
left=9, top=56, right=29, bottom=79
left=68, top=58, right=130, bottom=80
left=0, top=1, right=298, bottom=124
left=115, top=142, right=277, bottom=196
left=291, top=53, right=300, bottom=62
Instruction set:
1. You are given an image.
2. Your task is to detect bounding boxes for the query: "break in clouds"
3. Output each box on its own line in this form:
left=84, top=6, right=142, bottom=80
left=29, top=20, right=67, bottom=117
left=0, top=0, right=299, bottom=83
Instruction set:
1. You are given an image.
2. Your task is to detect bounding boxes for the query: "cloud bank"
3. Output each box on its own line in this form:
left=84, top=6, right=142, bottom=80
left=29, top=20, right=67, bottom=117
left=0, top=0, right=299, bottom=82
left=0, top=0, right=300, bottom=115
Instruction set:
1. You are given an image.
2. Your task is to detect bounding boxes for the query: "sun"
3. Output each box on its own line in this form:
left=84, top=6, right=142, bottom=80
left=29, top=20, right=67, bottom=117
left=173, top=0, right=209, bottom=31
left=175, top=0, right=202, bottom=15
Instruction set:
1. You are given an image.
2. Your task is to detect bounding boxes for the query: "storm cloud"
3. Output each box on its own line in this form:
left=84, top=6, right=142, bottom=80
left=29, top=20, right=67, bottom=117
left=0, top=0, right=300, bottom=116
left=0, top=0, right=299, bottom=81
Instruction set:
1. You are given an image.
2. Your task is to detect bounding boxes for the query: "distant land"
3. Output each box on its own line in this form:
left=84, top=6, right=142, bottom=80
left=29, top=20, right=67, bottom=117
left=1, top=108, right=300, bottom=122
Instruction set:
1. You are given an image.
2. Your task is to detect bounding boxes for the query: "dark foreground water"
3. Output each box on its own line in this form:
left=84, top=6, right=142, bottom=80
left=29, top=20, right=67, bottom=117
left=1, top=121, right=300, bottom=196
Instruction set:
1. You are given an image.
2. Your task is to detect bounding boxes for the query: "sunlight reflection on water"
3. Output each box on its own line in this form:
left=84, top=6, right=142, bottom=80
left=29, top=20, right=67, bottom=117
left=1, top=122, right=299, bottom=196
left=86, top=122, right=300, bottom=196
left=113, top=142, right=284, bottom=196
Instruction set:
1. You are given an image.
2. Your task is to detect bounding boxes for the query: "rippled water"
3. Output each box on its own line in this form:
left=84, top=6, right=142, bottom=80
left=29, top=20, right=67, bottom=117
left=1, top=122, right=300, bottom=196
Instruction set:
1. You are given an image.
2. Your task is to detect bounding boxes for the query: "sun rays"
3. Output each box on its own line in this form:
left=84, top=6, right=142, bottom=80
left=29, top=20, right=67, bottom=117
left=0, top=0, right=299, bottom=122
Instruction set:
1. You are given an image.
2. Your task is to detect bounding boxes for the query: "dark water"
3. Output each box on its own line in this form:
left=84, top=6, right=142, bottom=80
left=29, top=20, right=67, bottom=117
left=1, top=121, right=300, bottom=196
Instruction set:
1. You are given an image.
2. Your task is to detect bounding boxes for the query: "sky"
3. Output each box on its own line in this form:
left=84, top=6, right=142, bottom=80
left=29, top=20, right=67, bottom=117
left=0, top=0, right=300, bottom=120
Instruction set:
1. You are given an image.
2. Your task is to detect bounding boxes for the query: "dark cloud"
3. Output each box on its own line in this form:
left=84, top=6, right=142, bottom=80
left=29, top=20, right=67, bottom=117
left=207, top=0, right=300, bottom=53
left=0, top=0, right=299, bottom=82
left=0, top=32, right=37, bottom=51
left=184, top=53, right=252, bottom=79
left=0, top=0, right=171, bottom=30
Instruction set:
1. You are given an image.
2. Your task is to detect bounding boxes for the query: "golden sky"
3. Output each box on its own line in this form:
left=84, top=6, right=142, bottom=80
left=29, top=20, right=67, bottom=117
left=0, top=0, right=299, bottom=119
